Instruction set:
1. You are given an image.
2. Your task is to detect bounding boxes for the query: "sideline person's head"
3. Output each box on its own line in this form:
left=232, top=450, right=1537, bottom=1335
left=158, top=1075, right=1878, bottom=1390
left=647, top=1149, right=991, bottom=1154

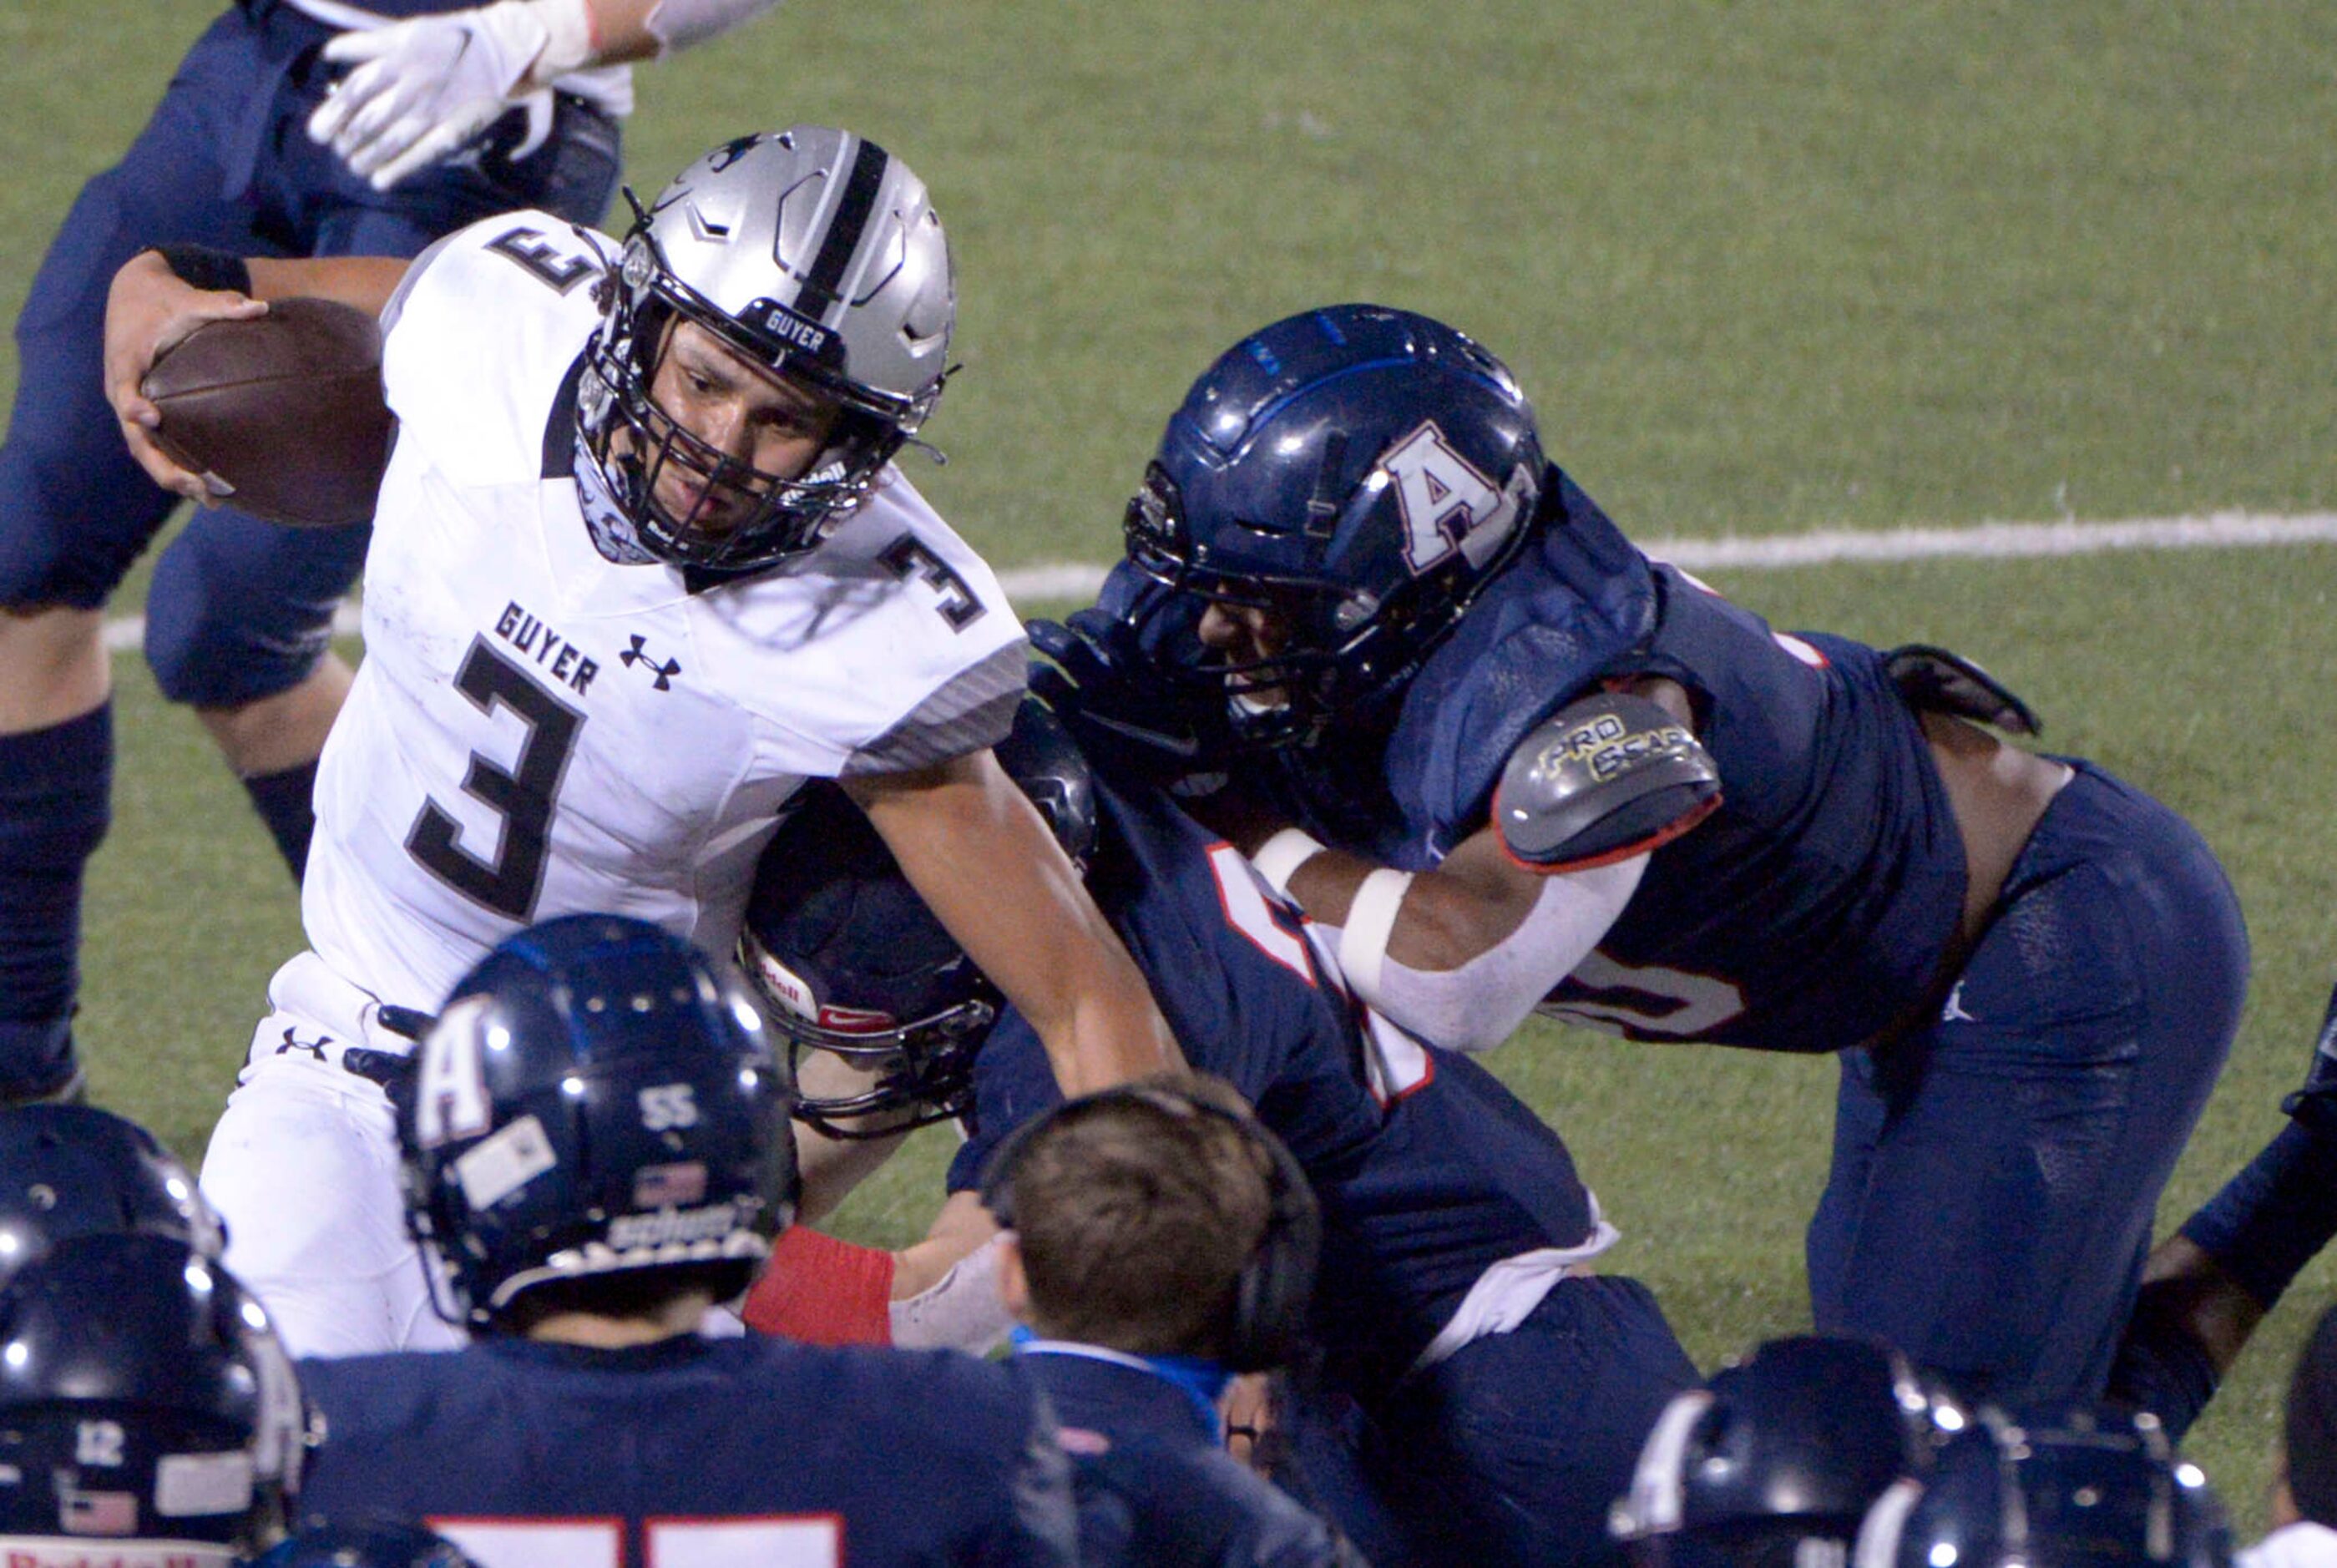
left=1612, top=1334, right=1955, bottom=1568
left=0, top=1233, right=302, bottom=1566
left=982, top=1075, right=1318, bottom=1373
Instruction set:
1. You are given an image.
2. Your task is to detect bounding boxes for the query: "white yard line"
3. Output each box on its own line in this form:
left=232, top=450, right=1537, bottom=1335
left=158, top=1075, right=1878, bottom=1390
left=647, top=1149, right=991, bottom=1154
left=97, top=510, right=2337, bottom=654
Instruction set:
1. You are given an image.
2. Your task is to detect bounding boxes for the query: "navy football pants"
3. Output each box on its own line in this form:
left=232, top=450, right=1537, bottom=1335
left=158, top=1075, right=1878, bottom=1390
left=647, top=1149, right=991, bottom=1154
left=1806, top=761, right=2246, bottom=1407
left=0, top=3, right=617, bottom=701
left=1287, top=1273, right=1697, bottom=1568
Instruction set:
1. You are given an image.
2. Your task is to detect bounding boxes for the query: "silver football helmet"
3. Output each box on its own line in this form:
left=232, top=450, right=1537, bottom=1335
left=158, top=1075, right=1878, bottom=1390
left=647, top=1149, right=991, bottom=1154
left=577, top=126, right=956, bottom=572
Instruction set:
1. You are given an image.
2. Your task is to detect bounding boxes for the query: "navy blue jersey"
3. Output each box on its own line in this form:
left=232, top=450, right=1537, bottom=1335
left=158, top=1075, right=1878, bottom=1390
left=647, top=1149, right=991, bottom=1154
left=1287, top=476, right=1968, bottom=1054
left=1541, top=569, right=1966, bottom=1050
left=298, top=1334, right=1077, bottom=1567
left=949, top=773, right=1603, bottom=1402
left=1021, top=1350, right=1361, bottom=1568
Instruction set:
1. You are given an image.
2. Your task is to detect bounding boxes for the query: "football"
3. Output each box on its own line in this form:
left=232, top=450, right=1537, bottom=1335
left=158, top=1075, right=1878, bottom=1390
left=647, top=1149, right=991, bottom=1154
left=141, top=296, right=393, bottom=528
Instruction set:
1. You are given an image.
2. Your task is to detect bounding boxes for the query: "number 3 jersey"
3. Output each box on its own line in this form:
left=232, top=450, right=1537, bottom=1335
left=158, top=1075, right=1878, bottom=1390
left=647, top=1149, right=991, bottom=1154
left=302, top=214, right=1026, bottom=1012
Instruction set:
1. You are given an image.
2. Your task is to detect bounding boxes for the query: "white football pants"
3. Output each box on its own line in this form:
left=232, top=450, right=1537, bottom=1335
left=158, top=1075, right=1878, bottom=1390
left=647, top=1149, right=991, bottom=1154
left=199, top=951, right=467, bottom=1358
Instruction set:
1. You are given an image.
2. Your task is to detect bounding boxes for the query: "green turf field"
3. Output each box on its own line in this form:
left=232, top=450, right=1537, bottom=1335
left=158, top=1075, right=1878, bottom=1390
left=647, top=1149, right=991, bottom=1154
left=8, top=0, right=2336, bottom=1533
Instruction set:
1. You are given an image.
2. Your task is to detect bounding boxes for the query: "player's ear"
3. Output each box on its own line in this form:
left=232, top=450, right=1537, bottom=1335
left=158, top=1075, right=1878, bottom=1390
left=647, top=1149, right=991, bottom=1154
left=995, top=1232, right=1031, bottom=1323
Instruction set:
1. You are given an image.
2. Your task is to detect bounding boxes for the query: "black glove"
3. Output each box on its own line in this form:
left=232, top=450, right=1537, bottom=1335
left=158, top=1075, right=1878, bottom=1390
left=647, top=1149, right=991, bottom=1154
left=1027, top=610, right=1234, bottom=791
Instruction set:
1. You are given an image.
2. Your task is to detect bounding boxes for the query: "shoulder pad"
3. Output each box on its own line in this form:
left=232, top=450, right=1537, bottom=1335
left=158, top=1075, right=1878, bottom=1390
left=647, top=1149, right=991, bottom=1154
left=1883, top=644, right=2041, bottom=736
left=1494, top=691, right=1720, bottom=871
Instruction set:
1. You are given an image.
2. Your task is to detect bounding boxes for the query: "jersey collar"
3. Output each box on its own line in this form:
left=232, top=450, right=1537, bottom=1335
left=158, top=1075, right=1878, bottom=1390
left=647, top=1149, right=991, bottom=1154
left=1009, top=1328, right=1232, bottom=1442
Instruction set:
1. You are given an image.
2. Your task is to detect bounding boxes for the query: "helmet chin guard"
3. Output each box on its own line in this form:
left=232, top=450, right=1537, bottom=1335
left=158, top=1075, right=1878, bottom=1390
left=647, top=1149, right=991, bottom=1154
left=575, top=126, right=955, bottom=573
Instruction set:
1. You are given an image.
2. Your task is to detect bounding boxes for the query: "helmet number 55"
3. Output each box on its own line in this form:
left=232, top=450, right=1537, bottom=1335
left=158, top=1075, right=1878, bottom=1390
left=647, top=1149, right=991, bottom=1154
left=407, top=637, right=585, bottom=923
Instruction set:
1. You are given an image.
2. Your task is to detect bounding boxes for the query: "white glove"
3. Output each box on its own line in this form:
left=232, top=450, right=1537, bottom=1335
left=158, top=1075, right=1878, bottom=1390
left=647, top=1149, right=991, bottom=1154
left=306, top=0, right=594, bottom=192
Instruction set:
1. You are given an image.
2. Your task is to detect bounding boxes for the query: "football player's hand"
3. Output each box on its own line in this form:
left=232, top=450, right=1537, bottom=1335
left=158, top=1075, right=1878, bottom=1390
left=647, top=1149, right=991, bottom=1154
left=1028, top=613, right=1232, bottom=788
left=307, top=0, right=586, bottom=190
left=103, top=251, right=266, bottom=504
left=1223, top=1373, right=1276, bottom=1470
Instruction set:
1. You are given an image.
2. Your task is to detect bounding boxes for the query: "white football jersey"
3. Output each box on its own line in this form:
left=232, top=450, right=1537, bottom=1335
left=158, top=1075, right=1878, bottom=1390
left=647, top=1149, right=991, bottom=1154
left=302, top=212, right=1025, bottom=1012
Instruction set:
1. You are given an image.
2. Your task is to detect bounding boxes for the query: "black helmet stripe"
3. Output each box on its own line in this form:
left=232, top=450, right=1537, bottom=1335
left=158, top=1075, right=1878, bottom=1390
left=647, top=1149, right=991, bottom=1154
left=797, top=136, right=891, bottom=323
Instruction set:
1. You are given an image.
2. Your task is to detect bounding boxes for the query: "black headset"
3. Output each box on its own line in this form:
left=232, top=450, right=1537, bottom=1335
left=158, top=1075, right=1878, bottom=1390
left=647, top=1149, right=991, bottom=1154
left=979, top=1082, right=1322, bottom=1373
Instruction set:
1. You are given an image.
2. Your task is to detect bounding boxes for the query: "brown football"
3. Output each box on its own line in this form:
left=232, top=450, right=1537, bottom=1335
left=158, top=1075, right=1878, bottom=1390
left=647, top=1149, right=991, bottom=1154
left=141, top=296, right=392, bottom=528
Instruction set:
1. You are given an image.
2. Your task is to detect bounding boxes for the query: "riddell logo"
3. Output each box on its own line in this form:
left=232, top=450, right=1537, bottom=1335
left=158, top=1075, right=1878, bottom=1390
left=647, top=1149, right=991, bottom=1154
left=751, top=953, right=816, bottom=1018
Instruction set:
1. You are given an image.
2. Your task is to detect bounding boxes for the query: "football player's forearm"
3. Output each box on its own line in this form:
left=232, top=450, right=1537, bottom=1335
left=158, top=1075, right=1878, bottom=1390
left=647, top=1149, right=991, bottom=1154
left=1280, top=836, right=1543, bottom=973
left=852, top=749, right=1181, bottom=1094
left=583, top=0, right=783, bottom=61
left=1263, top=827, right=1637, bottom=1051
left=892, top=1191, right=1001, bottom=1300
left=979, top=882, right=1183, bottom=1094
left=245, top=257, right=412, bottom=317
left=1039, top=945, right=1185, bottom=1095
left=889, top=1231, right=1014, bottom=1353
left=790, top=1116, right=908, bottom=1227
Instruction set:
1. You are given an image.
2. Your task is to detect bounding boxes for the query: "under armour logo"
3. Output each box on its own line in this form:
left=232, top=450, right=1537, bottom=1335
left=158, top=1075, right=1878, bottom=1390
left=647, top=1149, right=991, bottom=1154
left=620, top=635, right=681, bottom=690
left=1940, top=981, right=1975, bottom=1024
left=276, top=1028, right=333, bottom=1061
left=706, top=134, right=762, bottom=172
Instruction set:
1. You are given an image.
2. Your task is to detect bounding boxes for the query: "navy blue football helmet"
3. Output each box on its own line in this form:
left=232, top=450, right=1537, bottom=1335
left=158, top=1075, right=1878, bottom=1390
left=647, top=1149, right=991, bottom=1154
left=1612, top=1337, right=1965, bottom=1568
left=398, top=915, right=798, bottom=1331
left=0, top=1233, right=302, bottom=1565
left=253, top=1520, right=476, bottom=1567
left=1122, top=303, right=1545, bottom=748
left=1854, top=1406, right=2230, bottom=1568
left=0, top=1105, right=224, bottom=1280
left=741, top=698, right=1098, bottom=1137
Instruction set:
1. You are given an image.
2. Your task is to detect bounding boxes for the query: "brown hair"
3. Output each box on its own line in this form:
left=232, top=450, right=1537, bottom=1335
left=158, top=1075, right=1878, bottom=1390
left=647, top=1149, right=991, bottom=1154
left=1007, top=1074, right=1275, bottom=1360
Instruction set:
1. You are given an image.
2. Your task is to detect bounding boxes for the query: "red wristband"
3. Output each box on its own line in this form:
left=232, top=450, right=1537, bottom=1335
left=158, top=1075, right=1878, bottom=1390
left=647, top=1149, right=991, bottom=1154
left=741, top=1227, right=897, bottom=1346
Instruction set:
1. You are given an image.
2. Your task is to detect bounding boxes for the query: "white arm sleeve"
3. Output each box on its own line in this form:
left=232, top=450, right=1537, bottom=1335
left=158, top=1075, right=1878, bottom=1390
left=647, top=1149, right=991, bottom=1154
left=1350, top=854, right=1647, bottom=1054
left=645, top=0, right=785, bottom=52
left=887, top=1231, right=1014, bottom=1353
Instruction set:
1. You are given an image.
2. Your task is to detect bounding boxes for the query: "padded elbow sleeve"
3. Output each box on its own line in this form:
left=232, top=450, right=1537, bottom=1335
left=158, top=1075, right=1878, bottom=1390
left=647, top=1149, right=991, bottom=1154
left=888, top=1232, right=1014, bottom=1353
left=1354, top=855, right=1645, bottom=1053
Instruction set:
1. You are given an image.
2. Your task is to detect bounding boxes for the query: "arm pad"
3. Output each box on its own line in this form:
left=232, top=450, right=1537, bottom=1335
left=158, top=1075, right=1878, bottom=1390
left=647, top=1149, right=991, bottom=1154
left=1348, top=854, right=1646, bottom=1054
left=1494, top=691, right=1720, bottom=872
left=887, top=1232, right=1014, bottom=1353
